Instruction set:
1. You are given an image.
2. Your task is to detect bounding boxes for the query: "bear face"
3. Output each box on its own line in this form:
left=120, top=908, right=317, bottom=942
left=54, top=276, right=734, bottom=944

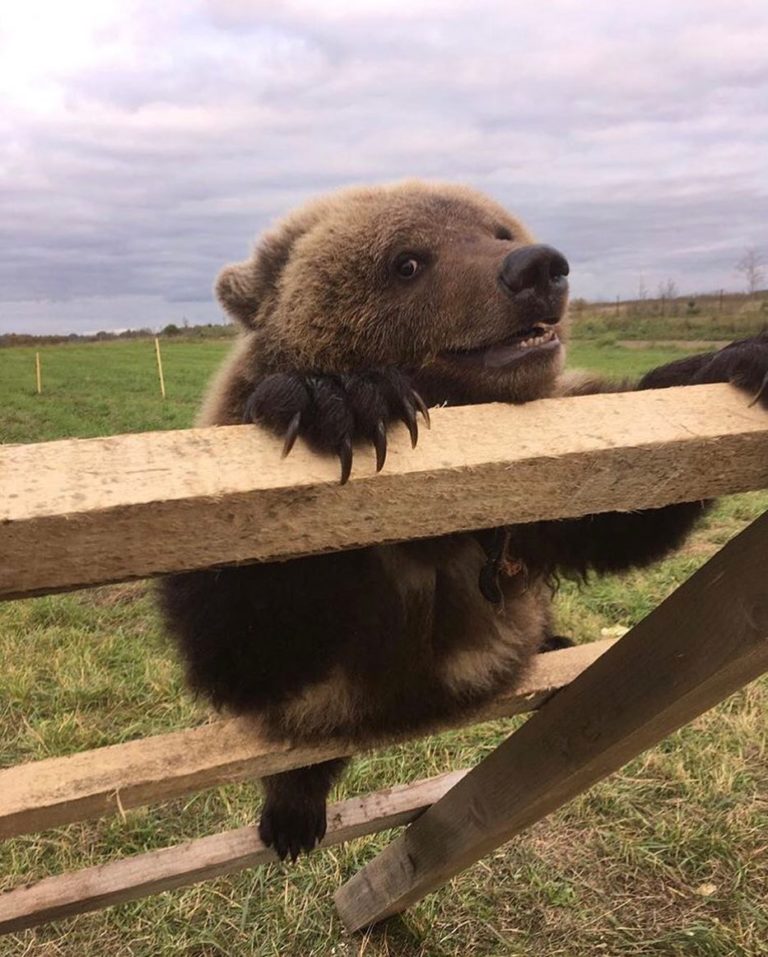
left=215, top=181, right=570, bottom=405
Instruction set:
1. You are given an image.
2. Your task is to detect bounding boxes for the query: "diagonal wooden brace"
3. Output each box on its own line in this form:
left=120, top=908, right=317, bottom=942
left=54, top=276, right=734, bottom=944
left=335, top=510, right=768, bottom=932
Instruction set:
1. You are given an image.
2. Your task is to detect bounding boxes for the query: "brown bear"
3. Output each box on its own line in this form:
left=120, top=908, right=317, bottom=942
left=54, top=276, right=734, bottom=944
left=159, top=181, right=768, bottom=862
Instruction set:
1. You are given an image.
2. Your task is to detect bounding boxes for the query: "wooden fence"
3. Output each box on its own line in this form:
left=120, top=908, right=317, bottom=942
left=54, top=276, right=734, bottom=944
left=1, top=383, right=767, bottom=934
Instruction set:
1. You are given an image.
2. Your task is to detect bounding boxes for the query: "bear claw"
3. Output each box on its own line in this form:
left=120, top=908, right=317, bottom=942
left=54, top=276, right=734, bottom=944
left=412, top=390, right=431, bottom=428
left=259, top=798, right=327, bottom=863
left=244, top=369, right=431, bottom=483
left=374, top=420, right=387, bottom=472
left=281, top=411, right=302, bottom=458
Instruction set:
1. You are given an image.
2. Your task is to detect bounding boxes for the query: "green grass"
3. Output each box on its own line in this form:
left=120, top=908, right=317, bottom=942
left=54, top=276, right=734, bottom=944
left=569, top=341, right=717, bottom=381
left=569, top=297, right=768, bottom=342
left=0, top=339, right=232, bottom=443
left=1, top=339, right=766, bottom=956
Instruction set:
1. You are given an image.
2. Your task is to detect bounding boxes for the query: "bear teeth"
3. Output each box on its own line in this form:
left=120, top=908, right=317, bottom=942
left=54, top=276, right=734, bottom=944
left=519, top=327, right=555, bottom=349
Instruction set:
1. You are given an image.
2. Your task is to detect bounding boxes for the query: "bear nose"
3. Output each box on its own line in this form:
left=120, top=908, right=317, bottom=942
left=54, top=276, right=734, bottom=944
left=499, top=244, right=570, bottom=295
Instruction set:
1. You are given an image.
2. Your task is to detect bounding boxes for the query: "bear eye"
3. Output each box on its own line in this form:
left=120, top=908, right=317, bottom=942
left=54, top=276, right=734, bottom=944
left=495, top=226, right=513, bottom=241
left=394, top=253, right=423, bottom=280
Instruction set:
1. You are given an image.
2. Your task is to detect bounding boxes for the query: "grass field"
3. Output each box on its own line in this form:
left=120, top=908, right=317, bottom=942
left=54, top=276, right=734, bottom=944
left=1, top=339, right=767, bottom=957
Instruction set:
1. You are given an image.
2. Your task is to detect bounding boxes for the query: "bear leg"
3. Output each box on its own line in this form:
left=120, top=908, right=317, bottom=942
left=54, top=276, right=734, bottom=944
left=259, top=758, right=349, bottom=862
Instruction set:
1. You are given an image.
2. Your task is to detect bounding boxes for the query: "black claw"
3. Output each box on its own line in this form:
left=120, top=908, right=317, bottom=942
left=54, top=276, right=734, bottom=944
left=748, top=370, right=768, bottom=408
left=373, top=420, right=388, bottom=472
left=338, top=437, right=353, bottom=485
left=282, top=412, right=302, bottom=457
left=401, top=400, right=419, bottom=448
left=242, top=392, right=257, bottom=425
left=411, top=390, right=431, bottom=428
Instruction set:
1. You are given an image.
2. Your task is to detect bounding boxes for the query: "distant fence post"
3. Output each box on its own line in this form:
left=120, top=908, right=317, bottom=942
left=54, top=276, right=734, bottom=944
left=35, top=352, right=42, bottom=395
left=154, top=337, right=166, bottom=400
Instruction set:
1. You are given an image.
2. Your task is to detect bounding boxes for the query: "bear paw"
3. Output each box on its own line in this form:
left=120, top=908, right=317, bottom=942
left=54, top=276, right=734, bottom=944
left=258, top=794, right=328, bottom=863
left=693, top=332, right=768, bottom=410
left=244, top=369, right=430, bottom=483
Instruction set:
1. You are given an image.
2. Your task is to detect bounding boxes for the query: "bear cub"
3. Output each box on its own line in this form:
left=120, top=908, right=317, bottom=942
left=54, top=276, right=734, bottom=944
left=159, top=181, right=768, bottom=862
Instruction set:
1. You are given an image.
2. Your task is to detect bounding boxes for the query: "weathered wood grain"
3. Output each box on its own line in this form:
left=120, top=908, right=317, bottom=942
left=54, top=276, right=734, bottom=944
left=334, top=511, right=768, bottom=931
left=0, top=641, right=614, bottom=840
left=0, top=769, right=468, bottom=934
left=3, top=384, right=767, bottom=599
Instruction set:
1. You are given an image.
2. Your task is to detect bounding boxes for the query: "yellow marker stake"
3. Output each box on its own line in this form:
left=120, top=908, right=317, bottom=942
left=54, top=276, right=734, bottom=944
left=154, top=337, right=166, bottom=399
left=35, top=352, right=42, bottom=394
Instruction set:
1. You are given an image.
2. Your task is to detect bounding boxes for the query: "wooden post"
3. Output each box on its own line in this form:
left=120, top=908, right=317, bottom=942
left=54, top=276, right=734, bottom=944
left=719, top=289, right=724, bottom=313
left=335, top=510, right=768, bottom=931
left=154, top=336, right=166, bottom=399
left=615, top=295, right=620, bottom=317
left=35, top=352, right=42, bottom=394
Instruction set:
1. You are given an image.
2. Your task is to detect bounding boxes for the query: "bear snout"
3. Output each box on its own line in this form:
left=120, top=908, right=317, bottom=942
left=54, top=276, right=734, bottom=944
left=498, top=244, right=570, bottom=299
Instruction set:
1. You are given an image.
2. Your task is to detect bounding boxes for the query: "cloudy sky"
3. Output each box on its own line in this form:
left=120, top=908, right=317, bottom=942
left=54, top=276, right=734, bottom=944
left=1, top=0, right=767, bottom=334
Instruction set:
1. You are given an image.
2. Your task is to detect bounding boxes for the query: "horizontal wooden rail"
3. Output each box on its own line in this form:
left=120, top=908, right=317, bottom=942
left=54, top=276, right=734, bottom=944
left=0, top=641, right=613, bottom=840
left=2, top=384, right=767, bottom=599
left=0, top=769, right=468, bottom=934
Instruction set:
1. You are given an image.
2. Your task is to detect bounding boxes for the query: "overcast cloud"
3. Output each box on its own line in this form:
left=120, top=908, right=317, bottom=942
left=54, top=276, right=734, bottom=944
left=1, top=0, right=767, bottom=334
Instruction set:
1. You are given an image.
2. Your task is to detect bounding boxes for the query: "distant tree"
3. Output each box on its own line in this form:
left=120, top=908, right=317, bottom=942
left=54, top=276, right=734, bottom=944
left=657, top=278, right=679, bottom=317
left=162, top=323, right=181, bottom=336
left=659, top=278, right=678, bottom=300
left=735, top=248, right=765, bottom=296
left=631, top=276, right=649, bottom=316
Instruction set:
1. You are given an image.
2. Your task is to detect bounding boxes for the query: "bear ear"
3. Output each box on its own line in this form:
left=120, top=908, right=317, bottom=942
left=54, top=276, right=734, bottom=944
left=215, top=227, right=300, bottom=330
left=215, top=260, right=261, bottom=329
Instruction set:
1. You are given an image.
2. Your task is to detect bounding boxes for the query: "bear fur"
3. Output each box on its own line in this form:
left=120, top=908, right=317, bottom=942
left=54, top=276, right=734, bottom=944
left=159, top=181, right=768, bottom=862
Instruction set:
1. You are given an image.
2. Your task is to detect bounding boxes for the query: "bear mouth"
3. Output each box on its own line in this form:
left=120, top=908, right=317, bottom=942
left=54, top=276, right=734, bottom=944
left=444, top=323, right=561, bottom=370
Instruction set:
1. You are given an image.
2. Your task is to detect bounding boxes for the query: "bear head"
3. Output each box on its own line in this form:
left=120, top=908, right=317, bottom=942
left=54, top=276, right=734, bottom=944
left=216, top=181, right=570, bottom=404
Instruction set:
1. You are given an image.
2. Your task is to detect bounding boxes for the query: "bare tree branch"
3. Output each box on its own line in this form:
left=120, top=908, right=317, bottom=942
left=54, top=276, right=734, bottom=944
left=735, top=248, right=765, bottom=296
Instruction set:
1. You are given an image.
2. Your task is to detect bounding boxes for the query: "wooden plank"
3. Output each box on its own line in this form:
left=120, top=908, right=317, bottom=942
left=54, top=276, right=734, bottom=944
left=334, top=511, right=768, bottom=931
left=0, top=641, right=614, bottom=840
left=2, top=384, right=767, bottom=599
left=0, top=769, right=468, bottom=934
